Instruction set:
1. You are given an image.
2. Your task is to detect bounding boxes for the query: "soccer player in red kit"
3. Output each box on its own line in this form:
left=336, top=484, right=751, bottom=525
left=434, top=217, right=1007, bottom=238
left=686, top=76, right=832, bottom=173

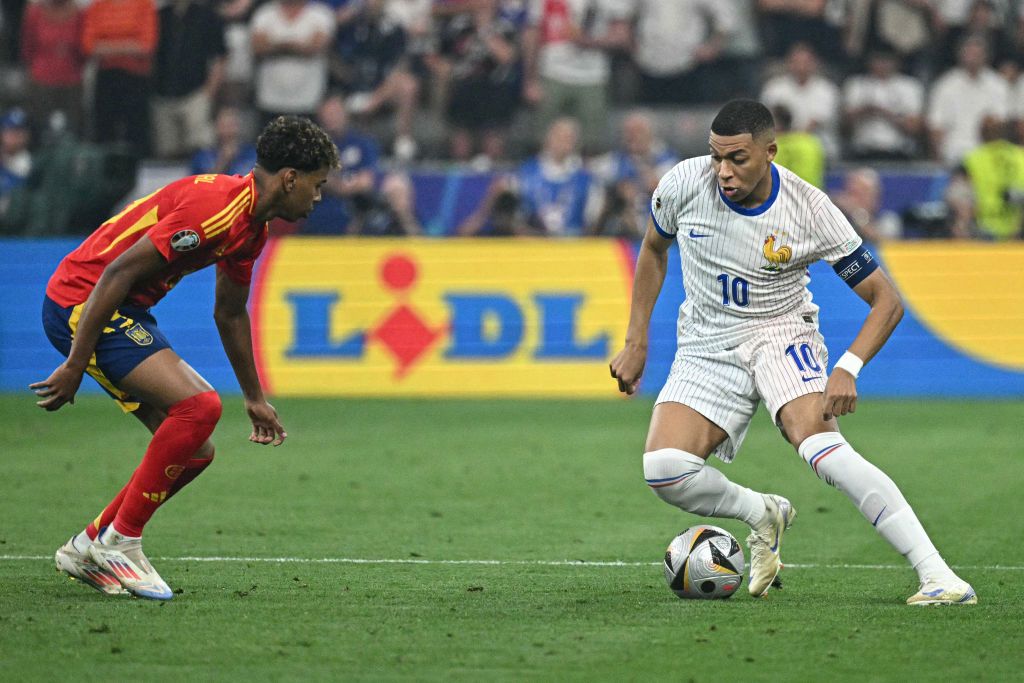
left=33, top=116, right=339, bottom=600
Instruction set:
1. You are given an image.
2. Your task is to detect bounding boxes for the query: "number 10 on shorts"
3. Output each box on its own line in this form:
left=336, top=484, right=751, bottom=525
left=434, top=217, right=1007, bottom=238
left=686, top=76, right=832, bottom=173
left=786, top=343, right=821, bottom=373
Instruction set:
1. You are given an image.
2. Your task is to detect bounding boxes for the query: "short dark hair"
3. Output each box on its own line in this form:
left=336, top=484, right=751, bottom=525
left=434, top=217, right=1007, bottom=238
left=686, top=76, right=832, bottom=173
left=710, top=99, right=775, bottom=139
left=256, top=115, right=340, bottom=173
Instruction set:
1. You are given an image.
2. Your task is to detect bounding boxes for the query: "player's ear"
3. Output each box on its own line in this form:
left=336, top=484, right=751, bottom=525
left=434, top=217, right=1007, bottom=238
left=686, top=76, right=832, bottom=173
left=282, top=168, right=299, bottom=193
left=766, top=140, right=778, bottom=163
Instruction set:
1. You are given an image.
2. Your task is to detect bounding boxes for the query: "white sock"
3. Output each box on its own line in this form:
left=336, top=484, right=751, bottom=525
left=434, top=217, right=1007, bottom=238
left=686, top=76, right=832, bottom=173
left=99, top=523, right=140, bottom=545
left=643, top=448, right=767, bottom=526
left=71, top=529, right=93, bottom=553
left=798, top=432, right=955, bottom=583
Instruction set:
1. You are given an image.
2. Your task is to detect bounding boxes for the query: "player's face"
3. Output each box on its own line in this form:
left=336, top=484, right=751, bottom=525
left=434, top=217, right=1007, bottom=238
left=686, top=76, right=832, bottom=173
left=709, top=132, right=776, bottom=207
left=282, top=167, right=331, bottom=221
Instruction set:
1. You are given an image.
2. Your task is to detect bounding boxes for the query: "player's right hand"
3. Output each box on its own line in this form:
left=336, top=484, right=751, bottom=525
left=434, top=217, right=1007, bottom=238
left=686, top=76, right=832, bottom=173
left=609, top=342, right=647, bottom=395
left=29, top=363, right=84, bottom=411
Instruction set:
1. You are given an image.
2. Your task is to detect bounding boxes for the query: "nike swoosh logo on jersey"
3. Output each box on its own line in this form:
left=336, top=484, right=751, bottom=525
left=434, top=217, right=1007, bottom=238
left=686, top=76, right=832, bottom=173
left=801, top=376, right=822, bottom=382
left=688, top=229, right=711, bottom=238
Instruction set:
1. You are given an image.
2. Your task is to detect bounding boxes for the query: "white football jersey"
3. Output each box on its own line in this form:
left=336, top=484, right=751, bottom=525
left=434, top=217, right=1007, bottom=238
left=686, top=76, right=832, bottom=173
left=651, top=158, right=862, bottom=353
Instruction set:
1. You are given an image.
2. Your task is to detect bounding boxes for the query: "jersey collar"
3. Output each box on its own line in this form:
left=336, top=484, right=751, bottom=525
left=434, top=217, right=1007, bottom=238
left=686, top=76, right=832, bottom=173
left=718, top=163, right=780, bottom=217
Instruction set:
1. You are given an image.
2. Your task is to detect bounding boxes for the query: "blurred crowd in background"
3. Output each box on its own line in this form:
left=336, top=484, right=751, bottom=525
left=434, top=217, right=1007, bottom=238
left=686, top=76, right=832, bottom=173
left=2, top=0, right=1024, bottom=241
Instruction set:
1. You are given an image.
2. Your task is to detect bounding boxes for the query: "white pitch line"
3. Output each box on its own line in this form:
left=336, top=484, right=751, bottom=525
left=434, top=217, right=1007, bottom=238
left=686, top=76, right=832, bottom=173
left=2, top=554, right=1023, bottom=571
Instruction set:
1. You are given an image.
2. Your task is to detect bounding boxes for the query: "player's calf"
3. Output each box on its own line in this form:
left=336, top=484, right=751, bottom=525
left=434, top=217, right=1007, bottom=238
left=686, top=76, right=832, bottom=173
left=643, top=448, right=766, bottom=524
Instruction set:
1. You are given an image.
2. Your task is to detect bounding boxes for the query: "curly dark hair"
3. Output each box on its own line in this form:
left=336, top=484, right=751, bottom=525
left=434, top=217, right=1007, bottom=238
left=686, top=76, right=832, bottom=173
left=256, top=116, right=340, bottom=173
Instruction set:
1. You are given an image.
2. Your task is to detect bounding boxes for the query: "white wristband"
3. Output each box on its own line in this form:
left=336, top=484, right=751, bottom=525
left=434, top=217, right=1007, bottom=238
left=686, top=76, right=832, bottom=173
left=834, top=351, right=864, bottom=379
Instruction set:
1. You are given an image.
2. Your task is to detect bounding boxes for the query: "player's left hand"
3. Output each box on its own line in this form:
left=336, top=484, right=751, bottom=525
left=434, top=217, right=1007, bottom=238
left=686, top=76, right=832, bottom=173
left=246, top=399, right=287, bottom=446
left=822, top=369, right=858, bottom=421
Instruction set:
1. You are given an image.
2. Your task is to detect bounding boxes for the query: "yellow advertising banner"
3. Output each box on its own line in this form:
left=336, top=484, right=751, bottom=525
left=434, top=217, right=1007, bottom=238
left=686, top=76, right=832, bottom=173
left=252, top=238, right=635, bottom=396
left=881, top=242, right=1024, bottom=370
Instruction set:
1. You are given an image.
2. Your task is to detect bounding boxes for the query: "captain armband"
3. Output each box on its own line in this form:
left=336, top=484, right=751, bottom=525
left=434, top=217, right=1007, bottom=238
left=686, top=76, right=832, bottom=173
left=832, top=245, right=878, bottom=288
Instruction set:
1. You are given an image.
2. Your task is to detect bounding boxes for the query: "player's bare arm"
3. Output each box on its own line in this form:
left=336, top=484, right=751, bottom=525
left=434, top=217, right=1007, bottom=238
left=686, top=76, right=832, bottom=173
left=610, top=221, right=673, bottom=395
left=30, top=238, right=167, bottom=411
left=822, top=267, right=904, bottom=420
left=214, top=268, right=287, bottom=446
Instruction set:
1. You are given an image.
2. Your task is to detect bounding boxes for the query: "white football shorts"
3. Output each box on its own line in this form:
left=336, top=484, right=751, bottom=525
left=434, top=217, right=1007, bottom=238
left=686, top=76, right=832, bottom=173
left=655, top=317, right=830, bottom=462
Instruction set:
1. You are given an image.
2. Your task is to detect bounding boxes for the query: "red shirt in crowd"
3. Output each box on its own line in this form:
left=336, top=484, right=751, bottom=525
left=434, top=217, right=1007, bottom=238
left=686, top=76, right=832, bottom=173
left=20, top=1, right=86, bottom=87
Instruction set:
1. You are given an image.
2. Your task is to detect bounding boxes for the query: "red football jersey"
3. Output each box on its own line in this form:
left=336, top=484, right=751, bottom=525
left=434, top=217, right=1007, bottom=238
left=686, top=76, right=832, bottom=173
left=47, top=173, right=268, bottom=308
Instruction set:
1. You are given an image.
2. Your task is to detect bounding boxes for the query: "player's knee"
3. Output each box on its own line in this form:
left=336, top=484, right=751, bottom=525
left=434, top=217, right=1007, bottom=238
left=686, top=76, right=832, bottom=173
left=643, top=448, right=704, bottom=507
left=168, top=390, right=223, bottom=426
left=797, top=432, right=846, bottom=479
left=193, top=440, right=216, bottom=461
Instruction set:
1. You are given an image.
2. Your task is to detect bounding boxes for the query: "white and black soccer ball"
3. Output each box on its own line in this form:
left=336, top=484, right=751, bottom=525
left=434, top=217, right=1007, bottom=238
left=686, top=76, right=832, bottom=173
left=664, top=525, right=745, bottom=599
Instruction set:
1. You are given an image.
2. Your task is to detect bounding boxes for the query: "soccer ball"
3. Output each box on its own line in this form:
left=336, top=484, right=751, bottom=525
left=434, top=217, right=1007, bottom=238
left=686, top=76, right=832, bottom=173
left=663, top=525, right=745, bottom=599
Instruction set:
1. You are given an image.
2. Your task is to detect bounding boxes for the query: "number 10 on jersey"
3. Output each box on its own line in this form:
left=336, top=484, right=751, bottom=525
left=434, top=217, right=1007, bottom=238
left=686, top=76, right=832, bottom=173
left=717, top=273, right=749, bottom=307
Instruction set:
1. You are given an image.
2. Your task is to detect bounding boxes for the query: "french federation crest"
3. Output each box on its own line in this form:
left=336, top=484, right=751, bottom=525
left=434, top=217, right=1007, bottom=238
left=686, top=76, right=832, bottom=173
left=761, top=233, right=793, bottom=272
left=170, top=229, right=201, bottom=252
left=125, top=323, right=154, bottom=346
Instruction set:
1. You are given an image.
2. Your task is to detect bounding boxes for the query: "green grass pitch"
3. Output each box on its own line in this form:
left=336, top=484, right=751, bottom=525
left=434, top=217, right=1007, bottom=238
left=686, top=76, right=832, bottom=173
left=1, top=395, right=1021, bottom=681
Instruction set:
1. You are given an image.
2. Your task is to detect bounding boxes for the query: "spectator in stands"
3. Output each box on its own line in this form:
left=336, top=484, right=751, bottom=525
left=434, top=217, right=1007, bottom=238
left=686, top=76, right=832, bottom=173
left=845, top=0, right=941, bottom=82
left=1003, top=58, right=1024, bottom=144
left=1, top=0, right=27, bottom=64
left=216, top=0, right=258, bottom=106
left=189, top=105, right=257, bottom=177
left=250, top=0, right=335, bottom=124
left=938, top=0, right=1014, bottom=73
left=589, top=110, right=676, bottom=238
left=946, top=115, right=1024, bottom=240
left=522, top=0, right=632, bottom=155
left=19, top=0, right=85, bottom=137
left=383, top=0, right=434, bottom=90
left=81, top=0, right=158, bottom=155
left=458, top=117, right=597, bottom=237
left=151, top=0, right=227, bottom=159
left=302, top=94, right=420, bottom=235
left=755, top=0, right=844, bottom=64
left=831, top=167, right=903, bottom=243
left=0, top=108, right=31, bottom=216
left=331, top=0, right=419, bottom=162
left=434, top=0, right=520, bottom=166
left=928, top=33, right=1009, bottom=165
left=842, top=50, right=925, bottom=160
left=760, top=42, right=840, bottom=158
left=632, top=0, right=736, bottom=105
left=771, top=104, right=825, bottom=188
left=714, top=0, right=763, bottom=100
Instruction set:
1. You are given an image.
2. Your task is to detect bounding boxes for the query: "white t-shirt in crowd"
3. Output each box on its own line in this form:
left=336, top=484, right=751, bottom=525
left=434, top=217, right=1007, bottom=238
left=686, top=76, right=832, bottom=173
left=251, top=1, right=336, bottom=113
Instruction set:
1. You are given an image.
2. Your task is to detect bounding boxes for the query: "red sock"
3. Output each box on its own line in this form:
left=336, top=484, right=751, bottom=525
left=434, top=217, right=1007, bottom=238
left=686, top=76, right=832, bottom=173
left=86, top=475, right=134, bottom=540
left=167, top=454, right=214, bottom=500
left=112, top=391, right=222, bottom=537
left=86, top=452, right=214, bottom=539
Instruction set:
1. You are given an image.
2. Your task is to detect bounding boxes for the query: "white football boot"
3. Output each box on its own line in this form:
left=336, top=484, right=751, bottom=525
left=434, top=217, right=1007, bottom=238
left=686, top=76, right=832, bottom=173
left=54, top=537, right=127, bottom=596
left=747, top=494, right=796, bottom=597
left=88, top=529, right=174, bottom=601
left=906, top=577, right=977, bottom=606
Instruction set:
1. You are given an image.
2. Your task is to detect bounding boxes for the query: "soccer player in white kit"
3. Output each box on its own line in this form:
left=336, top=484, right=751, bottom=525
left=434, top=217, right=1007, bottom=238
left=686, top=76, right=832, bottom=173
left=610, top=100, right=976, bottom=605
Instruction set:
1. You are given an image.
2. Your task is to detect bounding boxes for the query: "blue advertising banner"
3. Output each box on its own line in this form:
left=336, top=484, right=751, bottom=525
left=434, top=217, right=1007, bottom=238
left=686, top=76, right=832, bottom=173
left=2, top=238, right=1022, bottom=398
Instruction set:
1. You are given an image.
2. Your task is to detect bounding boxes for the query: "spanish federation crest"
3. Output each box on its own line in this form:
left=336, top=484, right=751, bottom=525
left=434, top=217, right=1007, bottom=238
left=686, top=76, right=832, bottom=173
left=170, top=229, right=201, bottom=252
left=125, top=323, right=154, bottom=346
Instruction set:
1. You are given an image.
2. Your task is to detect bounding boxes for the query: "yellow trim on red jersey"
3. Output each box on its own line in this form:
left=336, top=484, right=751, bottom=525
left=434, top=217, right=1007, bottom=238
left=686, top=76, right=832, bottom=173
left=100, top=189, right=159, bottom=228
left=97, top=206, right=160, bottom=256
left=201, top=187, right=251, bottom=236
left=205, top=193, right=253, bottom=239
